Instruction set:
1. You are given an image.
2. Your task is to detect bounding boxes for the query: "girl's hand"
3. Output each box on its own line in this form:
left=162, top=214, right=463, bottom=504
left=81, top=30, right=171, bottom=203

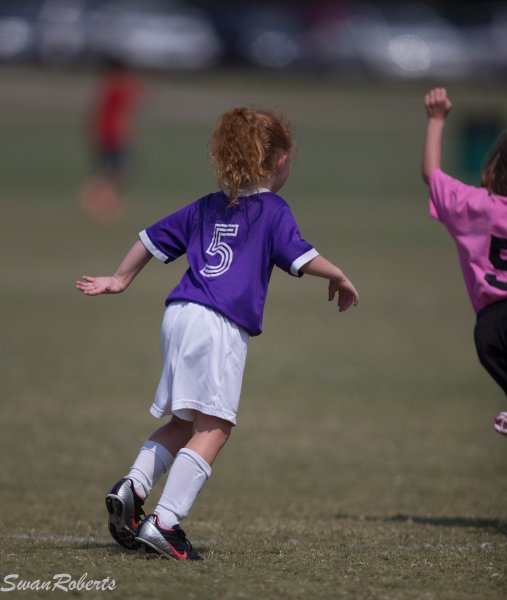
left=425, top=87, right=452, bottom=121
left=75, top=275, right=124, bottom=296
left=328, top=277, right=359, bottom=312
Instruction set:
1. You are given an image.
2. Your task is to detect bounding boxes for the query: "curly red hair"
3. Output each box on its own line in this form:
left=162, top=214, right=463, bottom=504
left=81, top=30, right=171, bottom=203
left=209, top=107, right=293, bottom=206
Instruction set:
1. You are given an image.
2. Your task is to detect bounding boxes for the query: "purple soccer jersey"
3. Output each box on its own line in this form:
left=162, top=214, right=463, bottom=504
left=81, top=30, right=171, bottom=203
left=139, top=190, right=318, bottom=336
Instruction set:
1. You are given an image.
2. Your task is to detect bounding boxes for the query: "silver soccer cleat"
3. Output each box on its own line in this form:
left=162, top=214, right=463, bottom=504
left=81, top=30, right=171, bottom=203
left=105, top=478, right=145, bottom=550
left=135, top=514, right=203, bottom=560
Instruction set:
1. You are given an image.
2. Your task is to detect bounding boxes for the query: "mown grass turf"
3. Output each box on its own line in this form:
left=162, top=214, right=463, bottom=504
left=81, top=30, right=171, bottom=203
left=0, top=66, right=506, bottom=599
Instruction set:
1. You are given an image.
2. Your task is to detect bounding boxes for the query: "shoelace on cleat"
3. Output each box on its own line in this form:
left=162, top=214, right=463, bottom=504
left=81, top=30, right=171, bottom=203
left=175, top=527, right=192, bottom=550
left=172, top=526, right=200, bottom=557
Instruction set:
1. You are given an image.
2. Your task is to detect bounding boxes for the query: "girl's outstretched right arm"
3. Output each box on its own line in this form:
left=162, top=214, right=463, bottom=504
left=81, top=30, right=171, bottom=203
left=422, top=87, right=452, bottom=185
left=75, top=240, right=152, bottom=296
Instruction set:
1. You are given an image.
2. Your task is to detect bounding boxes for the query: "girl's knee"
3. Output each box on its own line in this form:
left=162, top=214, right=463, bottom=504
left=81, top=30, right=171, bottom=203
left=150, top=415, right=194, bottom=452
left=193, top=412, right=233, bottom=438
left=186, top=414, right=232, bottom=466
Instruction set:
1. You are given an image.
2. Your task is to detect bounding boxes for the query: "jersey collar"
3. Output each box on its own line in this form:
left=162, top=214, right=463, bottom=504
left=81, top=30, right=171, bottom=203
left=223, top=187, right=271, bottom=197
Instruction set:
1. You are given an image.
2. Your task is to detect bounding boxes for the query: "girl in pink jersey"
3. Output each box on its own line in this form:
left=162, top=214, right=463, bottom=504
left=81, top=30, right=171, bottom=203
left=422, top=87, right=507, bottom=436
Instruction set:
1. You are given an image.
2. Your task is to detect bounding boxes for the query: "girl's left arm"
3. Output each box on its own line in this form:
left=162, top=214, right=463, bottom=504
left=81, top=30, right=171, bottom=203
left=300, top=255, right=359, bottom=312
left=422, top=87, right=452, bottom=185
left=75, top=240, right=152, bottom=296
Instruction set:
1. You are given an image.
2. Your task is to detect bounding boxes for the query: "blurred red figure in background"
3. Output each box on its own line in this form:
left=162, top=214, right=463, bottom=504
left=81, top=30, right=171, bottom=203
left=79, top=58, right=144, bottom=226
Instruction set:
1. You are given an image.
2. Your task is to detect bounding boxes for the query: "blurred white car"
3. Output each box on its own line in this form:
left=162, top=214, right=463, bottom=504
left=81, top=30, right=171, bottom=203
left=0, top=0, right=42, bottom=61
left=308, top=1, right=474, bottom=79
left=85, top=0, right=223, bottom=70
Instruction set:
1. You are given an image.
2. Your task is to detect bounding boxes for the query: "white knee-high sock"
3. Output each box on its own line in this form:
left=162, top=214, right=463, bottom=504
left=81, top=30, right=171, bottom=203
left=154, top=448, right=211, bottom=529
left=126, top=440, right=174, bottom=499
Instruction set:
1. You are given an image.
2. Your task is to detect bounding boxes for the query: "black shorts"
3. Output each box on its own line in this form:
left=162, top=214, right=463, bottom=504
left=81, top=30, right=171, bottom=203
left=474, top=299, right=507, bottom=395
left=94, top=145, right=129, bottom=177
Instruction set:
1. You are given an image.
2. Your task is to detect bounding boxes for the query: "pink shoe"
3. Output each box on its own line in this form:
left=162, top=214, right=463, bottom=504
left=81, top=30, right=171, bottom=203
left=493, top=412, right=507, bottom=435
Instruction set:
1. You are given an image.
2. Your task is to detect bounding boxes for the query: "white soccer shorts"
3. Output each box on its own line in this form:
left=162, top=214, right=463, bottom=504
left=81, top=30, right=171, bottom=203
left=150, top=301, right=249, bottom=425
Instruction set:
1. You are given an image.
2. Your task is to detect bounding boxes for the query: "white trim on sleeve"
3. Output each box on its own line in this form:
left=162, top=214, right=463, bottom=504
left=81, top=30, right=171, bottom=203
left=139, top=230, right=169, bottom=262
left=290, top=248, right=319, bottom=276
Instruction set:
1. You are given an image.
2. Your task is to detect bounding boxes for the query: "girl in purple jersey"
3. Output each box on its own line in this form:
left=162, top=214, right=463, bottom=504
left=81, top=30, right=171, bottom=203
left=422, top=87, right=507, bottom=436
left=76, top=108, right=359, bottom=560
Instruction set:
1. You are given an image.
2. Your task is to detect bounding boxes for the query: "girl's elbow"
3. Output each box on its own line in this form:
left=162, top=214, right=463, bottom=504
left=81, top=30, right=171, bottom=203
left=422, top=163, right=438, bottom=186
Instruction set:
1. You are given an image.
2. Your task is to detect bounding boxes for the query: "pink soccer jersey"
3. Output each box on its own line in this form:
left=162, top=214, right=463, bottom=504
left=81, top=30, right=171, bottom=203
left=429, top=168, right=507, bottom=313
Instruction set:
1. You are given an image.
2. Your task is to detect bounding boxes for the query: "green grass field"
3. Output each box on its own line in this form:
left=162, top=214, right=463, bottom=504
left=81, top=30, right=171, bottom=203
left=1, top=66, right=506, bottom=599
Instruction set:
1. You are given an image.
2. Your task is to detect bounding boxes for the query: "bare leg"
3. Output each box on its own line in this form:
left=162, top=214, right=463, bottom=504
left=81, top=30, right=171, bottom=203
left=150, top=412, right=231, bottom=529
left=185, top=412, right=232, bottom=466
left=149, top=415, right=194, bottom=457
left=78, top=176, right=125, bottom=226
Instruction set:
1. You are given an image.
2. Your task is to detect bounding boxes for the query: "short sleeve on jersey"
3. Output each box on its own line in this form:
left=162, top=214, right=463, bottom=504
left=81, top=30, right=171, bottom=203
left=429, top=168, right=488, bottom=226
left=270, top=205, right=318, bottom=277
left=139, top=203, right=195, bottom=263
